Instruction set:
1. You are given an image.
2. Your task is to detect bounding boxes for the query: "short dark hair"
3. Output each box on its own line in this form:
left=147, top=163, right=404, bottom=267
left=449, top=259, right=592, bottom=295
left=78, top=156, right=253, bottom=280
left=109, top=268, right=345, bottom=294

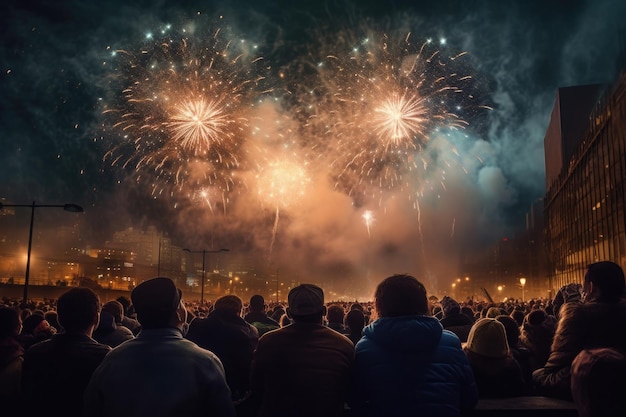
left=249, top=294, right=265, bottom=312
left=327, top=304, right=345, bottom=324
left=214, top=295, right=243, bottom=316
left=585, top=261, right=626, bottom=302
left=57, top=287, right=100, bottom=333
left=375, top=274, right=429, bottom=317
left=345, top=309, right=365, bottom=332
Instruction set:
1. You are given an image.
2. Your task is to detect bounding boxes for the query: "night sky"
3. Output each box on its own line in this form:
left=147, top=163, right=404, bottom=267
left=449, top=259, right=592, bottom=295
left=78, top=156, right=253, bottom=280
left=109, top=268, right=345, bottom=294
left=1, top=0, right=624, bottom=297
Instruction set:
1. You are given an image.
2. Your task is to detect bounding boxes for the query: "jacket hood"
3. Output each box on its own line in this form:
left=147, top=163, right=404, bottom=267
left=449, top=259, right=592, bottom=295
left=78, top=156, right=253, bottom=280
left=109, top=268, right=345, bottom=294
left=362, top=315, right=443, bottom=353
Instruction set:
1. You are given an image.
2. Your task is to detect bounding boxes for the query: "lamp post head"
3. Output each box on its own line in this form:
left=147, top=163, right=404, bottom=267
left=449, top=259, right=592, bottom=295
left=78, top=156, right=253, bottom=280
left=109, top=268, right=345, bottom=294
left=520, top=277, right=527, bottom=286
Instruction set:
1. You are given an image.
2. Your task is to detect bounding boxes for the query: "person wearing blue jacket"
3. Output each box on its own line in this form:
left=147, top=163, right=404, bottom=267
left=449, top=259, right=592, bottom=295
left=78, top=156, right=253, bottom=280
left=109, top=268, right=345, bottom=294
left=349, top=274, right=478, bottom=417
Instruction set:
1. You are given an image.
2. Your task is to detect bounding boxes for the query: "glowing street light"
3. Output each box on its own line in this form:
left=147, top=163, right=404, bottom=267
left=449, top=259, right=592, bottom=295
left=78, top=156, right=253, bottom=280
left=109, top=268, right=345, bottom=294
left=519, top=277, right=527, bottom=302
left=183, top=248, right=229, bottom=304
left=0, top=201, right=83, bottom=304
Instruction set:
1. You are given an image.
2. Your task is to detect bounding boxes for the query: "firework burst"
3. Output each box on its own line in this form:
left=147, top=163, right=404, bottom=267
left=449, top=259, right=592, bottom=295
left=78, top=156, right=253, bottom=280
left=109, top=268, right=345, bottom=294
left=101, top=20, right=267, bottom=210
left=297, top=29, right=481, bottom=202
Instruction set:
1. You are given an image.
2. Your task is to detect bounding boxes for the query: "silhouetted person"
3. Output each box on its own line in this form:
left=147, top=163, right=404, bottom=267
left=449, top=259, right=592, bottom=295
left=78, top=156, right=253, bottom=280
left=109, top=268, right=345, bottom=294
left=349, top=274, right=478, bottom=416
left=464, top=318, right=528, bottom=397
left=186, top=294, right=258, bottom=409
left=571, top=347, right=626, bottom=417
left=250, top=284, right=354, bottom=417
left=345, top=309, right=365, bottom=345
left=21, top=287, right=111, bottom=417
left=326, top=304, right=348, bottom=334
left=0, top=306, right=23, bottom=412
left=83, top=277, right=235, bottom=417
left=533, top=261, right=626, bottom=400
left=243, top=295, right=279, bottom=336
left=439, top=296, right=474, bottom=343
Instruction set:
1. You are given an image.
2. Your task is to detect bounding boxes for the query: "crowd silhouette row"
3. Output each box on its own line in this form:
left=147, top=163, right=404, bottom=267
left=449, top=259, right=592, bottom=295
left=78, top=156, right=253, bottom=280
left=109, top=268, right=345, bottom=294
left=1, top=260, right=626, bottom=416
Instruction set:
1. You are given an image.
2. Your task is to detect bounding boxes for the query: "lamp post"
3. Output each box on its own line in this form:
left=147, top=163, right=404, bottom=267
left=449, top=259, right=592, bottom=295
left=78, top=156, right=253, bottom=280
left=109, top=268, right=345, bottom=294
left=520, top=277, right=527, bottom=302
left=0, top=201, right=83, bottom=304
left=183, top=248, right=229, bottom=304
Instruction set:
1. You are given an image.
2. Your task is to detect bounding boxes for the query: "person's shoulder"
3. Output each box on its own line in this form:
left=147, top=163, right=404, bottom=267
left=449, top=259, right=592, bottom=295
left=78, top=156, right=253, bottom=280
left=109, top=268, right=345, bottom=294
left=439, top=329, right=463, bottom=348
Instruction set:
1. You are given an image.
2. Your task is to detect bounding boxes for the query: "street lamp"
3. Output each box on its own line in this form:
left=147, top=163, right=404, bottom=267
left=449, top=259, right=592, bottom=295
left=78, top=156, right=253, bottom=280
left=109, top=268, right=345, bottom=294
left=519, top=277, right=527, bottom=302
left=183, top=248, right=229, bottom=304
left=0, top=201, right=83, bottom=304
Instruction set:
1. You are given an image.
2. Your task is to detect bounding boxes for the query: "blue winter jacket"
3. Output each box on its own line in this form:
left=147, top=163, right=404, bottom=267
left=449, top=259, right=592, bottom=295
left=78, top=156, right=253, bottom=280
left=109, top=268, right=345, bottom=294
left=349, top=315, right=478, bottom=417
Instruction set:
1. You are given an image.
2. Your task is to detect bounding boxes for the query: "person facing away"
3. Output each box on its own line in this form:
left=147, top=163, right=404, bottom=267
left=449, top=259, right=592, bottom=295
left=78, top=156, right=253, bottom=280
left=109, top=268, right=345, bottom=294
left=326, top=303, right=349, bottom=335
left=185, top=294, right=259, bottom=406
left=115, top=295, right=141, bottom=335
left=92, top=309, right=134, bottom=349
left=570, top=347, right=626, bottom=417
left=0, top=306, right=24, bottom=412
left=21, top=287, right=112, bottom=417
left=243, top=294, right=279, bottom=337
left=345, top=308, right=366, bottom=345
left=439, top=296, right=474, bottom=343
left=532, top=260, right=626, bottom=400
left=83, top=277, right=235, bottom=417
left=349, top=274, right=478, bottom=417
left=463, top=318, right=528, bottom=398
left=250, top=283, right=355, bottom=417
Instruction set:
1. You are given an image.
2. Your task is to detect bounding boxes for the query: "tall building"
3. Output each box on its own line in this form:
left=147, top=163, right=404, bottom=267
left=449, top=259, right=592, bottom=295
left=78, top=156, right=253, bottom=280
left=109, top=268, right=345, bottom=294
left=544, top=72, right=626, bottom=292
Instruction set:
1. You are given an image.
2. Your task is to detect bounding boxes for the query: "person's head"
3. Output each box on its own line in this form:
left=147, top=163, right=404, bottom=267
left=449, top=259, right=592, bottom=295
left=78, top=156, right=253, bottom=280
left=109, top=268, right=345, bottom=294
left=440, top=296, right=461, bottom=317
left=131, top=277, right=185, bottom=330
left=466, top=318, right=510, bottom=359
left=485, top=307, right=503, bottom=318
left=583, top=261, right=626, bottom=303
left=116, top=296, right=131, bottom=315
left=375, top=274, right=429, bottom=317
left=57, top=287, right=101, bottom=335
left=287, top=284, right=326, bottom=323
left=214, top=295, right=243, bottom=317
left=21, top=314, right=45, bottom=335
left=510, top=309, right=525, bottom=326
left=44, top=310, right=62, bottom=332
left=496, top=314, right=521, bottom=348
left=248, top=294, right=266, bottom=313
left=102, top=300, right=125, bottom=323
left=345, top=309, right=365, bottom=334
left=0, top=306, right=21, bottom=339
left=326, top=304, right=345, bottom=324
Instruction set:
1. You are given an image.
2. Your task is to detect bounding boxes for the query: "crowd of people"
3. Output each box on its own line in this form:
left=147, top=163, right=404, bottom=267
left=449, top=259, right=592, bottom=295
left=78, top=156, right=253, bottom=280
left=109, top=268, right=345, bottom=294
left=1, top=260, right=626, bottom=416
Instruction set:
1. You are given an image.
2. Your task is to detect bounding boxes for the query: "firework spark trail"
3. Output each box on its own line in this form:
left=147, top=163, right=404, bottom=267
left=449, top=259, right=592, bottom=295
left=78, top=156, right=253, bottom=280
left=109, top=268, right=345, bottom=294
left=255, top=158, right=311, bottom=261
left=101, top=20, right=267, bottom=211
left=362, top=210, right=374, bottom=238
left=294, top=29, right=480, bottom=205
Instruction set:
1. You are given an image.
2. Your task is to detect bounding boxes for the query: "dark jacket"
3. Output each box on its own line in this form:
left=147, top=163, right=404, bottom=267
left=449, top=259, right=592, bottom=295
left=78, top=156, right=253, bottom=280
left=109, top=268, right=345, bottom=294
left=21, top=333, right=111, bottom=417
left=250, top=322, right=354, bottom=417
left=532, top=299, right=626, bottom=400
left=83, top=328, right=235, bottom=417
left=350, top=315, right=478, bottom=417
left=186, top=309, right=259, bottom=402
left=465, top=350, right=528, bottom=398
left=440, top=312, right=475, bottom=343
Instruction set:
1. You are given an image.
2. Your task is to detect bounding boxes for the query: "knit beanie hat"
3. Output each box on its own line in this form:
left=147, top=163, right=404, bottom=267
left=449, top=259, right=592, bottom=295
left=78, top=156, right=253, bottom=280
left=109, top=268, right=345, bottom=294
left=466, top=318, right=510, bottom=358
left=441, top=296, right=461, bottom=317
